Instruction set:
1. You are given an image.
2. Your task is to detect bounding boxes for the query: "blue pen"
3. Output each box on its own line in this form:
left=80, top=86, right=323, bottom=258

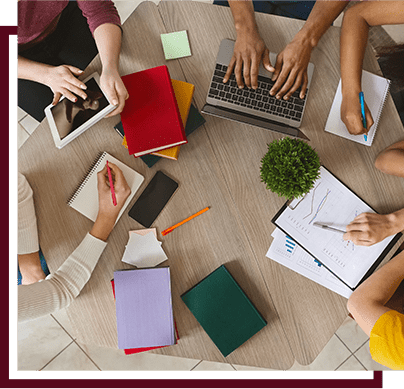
left=359, top=91, right=367, bottom=142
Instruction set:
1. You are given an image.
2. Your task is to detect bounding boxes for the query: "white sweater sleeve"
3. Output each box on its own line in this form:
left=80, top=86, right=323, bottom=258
left=18, top=173, right=39, bottom=254
left=17, top=173, right=108, bottom=322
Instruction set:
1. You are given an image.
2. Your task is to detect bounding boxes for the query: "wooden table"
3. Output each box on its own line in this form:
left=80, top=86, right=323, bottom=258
left=18, top=1, right=404, bottom=369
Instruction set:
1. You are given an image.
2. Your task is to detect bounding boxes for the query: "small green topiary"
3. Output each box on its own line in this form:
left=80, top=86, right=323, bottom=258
left=260, top=137, right=320, bottom=200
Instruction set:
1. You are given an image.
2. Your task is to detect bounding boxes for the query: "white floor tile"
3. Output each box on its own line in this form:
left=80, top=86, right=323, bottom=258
left=335, top=316, right=369, bottom=353
left=18, top=315, right=73, bottom=370
left=18, top=123, right=30, bottom=149
left=18, top=106, right=28, bottom=122
left=19, top=114, right=40, bottom=135
left=114, top=0, right=159, bottom=24
left=192, top=360, right=235, bottom=371
left=336, top=355, right=366, bottom=371
left=41, top=342, right=99, bottom=371
left=289, top=335, right=352, bottom=370
left=354, top=341, right=392, bottom=371
left=232, top=364, right=272, bottom=371
left=77, top=342, right=200, bottom=370
left=51, top=309, right=76, bottom=340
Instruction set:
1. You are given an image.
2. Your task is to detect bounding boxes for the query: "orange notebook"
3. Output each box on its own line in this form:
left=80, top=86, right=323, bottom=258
left=120, top=66, right=187, bottom=157
left=122, top=79, right=194, bottom=160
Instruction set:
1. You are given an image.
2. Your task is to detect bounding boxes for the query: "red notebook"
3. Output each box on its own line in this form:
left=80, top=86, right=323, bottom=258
left=121, top=65, right=187, bottom=157
left=111, top=279, right=179, bottom=355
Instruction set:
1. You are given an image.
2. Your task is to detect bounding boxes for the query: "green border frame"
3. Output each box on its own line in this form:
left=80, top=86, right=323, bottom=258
left=6, top=0, right=404, bottom=389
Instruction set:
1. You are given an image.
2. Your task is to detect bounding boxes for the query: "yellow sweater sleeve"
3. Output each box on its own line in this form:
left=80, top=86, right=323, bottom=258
left=370, top=310, right=404, bottom=370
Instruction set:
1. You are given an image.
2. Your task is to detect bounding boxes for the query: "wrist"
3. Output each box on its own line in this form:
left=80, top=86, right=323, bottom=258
left=389, top=211, right=404, bottom=235
left=294, top=27, right=319, bottom=50
left=90, top=213, right=116, bottom=242
left=341, top=83, right=362, bottom=99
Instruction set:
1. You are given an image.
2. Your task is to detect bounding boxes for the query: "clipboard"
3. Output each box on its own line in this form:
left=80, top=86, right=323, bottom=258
left=271, top=166, right=402, bottom=291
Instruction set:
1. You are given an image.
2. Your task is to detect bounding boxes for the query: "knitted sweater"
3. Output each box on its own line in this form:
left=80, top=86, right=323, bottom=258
left=18, top=0, right=121, bottom=46
left=18, top=173, right=107, bottom=322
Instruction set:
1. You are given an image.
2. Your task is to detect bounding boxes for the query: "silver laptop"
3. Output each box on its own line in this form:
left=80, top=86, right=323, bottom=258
left=202, top=39, right=314, bottom=140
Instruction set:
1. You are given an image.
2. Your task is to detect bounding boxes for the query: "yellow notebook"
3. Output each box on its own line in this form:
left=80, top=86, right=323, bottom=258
left=122, top=79, right=194, bottom=160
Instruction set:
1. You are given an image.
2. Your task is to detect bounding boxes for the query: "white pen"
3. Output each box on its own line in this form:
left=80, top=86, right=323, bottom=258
left=313, top=222, right=346, bottom=235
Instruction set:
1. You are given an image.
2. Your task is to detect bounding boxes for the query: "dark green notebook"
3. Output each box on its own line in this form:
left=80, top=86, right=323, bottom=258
left=181, top=265, right=267, bottom=357
left=114, top=104, right=206, bottom=168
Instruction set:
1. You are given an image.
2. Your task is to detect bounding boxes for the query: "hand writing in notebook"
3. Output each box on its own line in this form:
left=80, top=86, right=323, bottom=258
left=90, top=163, right=131, bottom=241
left=340, top=94, right=374, bottom=136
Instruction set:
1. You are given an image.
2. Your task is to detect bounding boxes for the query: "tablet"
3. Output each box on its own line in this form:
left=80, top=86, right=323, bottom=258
left=45, top=72, right=116, bottom=149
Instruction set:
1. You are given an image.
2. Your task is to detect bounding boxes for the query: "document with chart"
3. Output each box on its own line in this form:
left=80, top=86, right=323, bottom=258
left=272, top=166, right=401, bottom=290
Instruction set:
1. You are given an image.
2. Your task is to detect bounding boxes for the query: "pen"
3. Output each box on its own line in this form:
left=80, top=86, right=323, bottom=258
left=359, top=91, right=368, bottom=142
left=313, top=222, right=346, bottom=235
left=162, top=207, right=210, bottom=236
left=106, top=161, right=117, bottom=206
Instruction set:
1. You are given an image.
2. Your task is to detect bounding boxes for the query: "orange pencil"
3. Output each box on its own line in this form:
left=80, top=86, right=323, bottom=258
left=162, top=207, right=210, bottom=236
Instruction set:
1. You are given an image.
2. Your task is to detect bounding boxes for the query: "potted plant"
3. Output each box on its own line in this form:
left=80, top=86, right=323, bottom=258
left=260, top=137, right=320, bottom=200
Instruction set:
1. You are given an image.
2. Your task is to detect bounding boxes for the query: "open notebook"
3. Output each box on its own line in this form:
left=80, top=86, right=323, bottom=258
left=67, top=151, right=144, bottom=222
left=325, top=70, right=391, bottom=146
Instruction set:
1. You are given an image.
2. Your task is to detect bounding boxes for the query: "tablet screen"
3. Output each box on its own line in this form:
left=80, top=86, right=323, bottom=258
left=50, top=77, right=109, bottom=140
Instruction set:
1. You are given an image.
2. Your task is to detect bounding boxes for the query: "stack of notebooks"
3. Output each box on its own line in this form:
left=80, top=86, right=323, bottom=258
left=116, top=66, right=206, bottom=167
left=113, top=267, right=178, bottom=354
left=181, top=265, right=266, bottom=357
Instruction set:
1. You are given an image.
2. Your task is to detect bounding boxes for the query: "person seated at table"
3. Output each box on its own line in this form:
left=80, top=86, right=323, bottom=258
left=215, top=0, right=348, bottom=100
left=18, top=0, right=129, bottom=123
left=18, top=163, right=131, bottom=322
left=339, top=1, right=404, bottom=136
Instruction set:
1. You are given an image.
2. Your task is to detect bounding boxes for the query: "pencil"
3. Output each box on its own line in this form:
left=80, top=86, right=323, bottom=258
left=162, top=207, right=210, bottom=236
left=106, top=160, right=117, bottom=206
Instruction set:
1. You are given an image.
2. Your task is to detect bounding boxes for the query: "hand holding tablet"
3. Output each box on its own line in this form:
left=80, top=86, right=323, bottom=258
left=45, top=72, right=117, bottom=149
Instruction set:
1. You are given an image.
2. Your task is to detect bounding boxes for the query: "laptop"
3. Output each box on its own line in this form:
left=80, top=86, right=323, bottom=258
left=202, top=39, right=314, bottom=140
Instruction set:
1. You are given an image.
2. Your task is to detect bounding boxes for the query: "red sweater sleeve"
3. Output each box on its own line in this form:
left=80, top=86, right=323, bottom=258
left=77, top=0, right=121, bottom=35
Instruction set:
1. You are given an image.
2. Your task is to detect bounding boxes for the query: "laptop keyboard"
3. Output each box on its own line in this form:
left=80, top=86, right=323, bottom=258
left=208, top=64, right=306, bottom=122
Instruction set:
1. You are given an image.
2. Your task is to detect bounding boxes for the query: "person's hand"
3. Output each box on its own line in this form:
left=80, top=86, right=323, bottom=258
left=341, top=93, right=374, bottom=135
left=269, top=36, right=312, bottom=100
left=100, top=68, right=129, bottom=117
left=43, top=65, right=88, bottom=105
left=343, top=212, right=399, bottom=246
left=90, top=163, right=131, bottom=241
left=223, top=30, right=274, bottom=89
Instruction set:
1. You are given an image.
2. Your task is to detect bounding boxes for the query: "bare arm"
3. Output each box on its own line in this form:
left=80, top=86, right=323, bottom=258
left=340, top=1, right=404, bottom=135
left=375, top=140, right=404, bottom=178
left=270, top=0, right=348, bottom=100
left=224, top=0, right=274, bottom=89
left=93, top=23, right=129, bottom=116
left=347, top=250, right=404, bottom=336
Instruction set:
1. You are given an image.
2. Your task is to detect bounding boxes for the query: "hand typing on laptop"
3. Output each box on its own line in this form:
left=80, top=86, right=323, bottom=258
left=222, top=0, right=348, bottom=100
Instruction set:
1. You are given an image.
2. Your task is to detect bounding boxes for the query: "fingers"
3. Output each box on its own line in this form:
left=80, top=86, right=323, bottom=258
left=300, top=72, right=308, bottom=99
left=343, top=111, right=367, bottom=135
left=276, top=70, right=301, bottom=101
left=364, top=103, right=374, bottom=134
left=105, top=83, right=129, bottom=117
left=250, top=53, right=260, bottom=90
left=52, top=92, right=62, bottom=106
left=234, top=57, right=244, bottom=88
left=97, top=166, right=109, bottom=191
left=262, top=48, right=275, bottom=73
left=65, top=65, right=84, bottom=77
left=243, top=57, right=252, bottom=89
left=223, top=56, right=236, bottom=84
left=106, top=162, right=129, bottom=191
left=343, top=232, right=373, bottom=246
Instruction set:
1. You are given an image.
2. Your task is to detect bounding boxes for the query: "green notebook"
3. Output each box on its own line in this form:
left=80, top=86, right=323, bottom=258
left=181, top=265, right=267, bottom=357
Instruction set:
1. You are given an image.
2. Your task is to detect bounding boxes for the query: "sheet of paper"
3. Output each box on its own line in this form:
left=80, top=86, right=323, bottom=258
left=161, top=30, right=191, bottom=60
left=324, top=70, right=390, bottom=146
left=266, top=228, right=352, bottom=299
left=130, top=228, right=158, bottom=238
left=275, top=166, right=397, bottom=289
left=122, top=232, right=167, bottom=268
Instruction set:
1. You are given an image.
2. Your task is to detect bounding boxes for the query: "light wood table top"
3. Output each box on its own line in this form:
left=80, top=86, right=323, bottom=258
left=18, top=1, right=404, bottom=369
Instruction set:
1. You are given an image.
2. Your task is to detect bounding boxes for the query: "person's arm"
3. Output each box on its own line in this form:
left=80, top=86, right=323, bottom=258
left=270, top=0, right=348, bottom=100
left=18, top=56, right=88, bottom=105
left=340, top=1, right=404, bottom=135
left=18, top=163, right=131, bottom=322
left=344, top=208, right=404, bottom=246
left=93, top=23, right=129, bottom=117
left=223, top=0, right=274, bottom=89
left=347, top=250, right=404, bottom=336
left=375, top=140, right=404, bottom=178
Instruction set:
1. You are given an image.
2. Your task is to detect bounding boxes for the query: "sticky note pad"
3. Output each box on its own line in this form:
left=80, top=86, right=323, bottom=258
left=161, top=30, right=191, bottom=60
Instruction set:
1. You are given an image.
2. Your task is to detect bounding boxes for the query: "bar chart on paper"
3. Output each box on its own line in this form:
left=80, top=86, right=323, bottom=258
left=274, top=166, right=400, bottom=289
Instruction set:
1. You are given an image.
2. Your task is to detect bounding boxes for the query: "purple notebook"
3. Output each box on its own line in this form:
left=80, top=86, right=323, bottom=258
left=114, top=267, right=175, bottom=349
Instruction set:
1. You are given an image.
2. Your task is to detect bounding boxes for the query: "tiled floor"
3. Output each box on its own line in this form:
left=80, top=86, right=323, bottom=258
left=17, top=0, right=402, bottom=371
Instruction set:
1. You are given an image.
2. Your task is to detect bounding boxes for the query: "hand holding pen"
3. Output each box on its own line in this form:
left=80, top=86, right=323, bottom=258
left=340, top=92, right=374, bottom=136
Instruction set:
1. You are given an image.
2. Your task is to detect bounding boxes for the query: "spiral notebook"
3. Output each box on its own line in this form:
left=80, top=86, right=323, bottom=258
left=325, top=70, right=391, bottom=146
left=67, top=152, right=144, bottom=222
